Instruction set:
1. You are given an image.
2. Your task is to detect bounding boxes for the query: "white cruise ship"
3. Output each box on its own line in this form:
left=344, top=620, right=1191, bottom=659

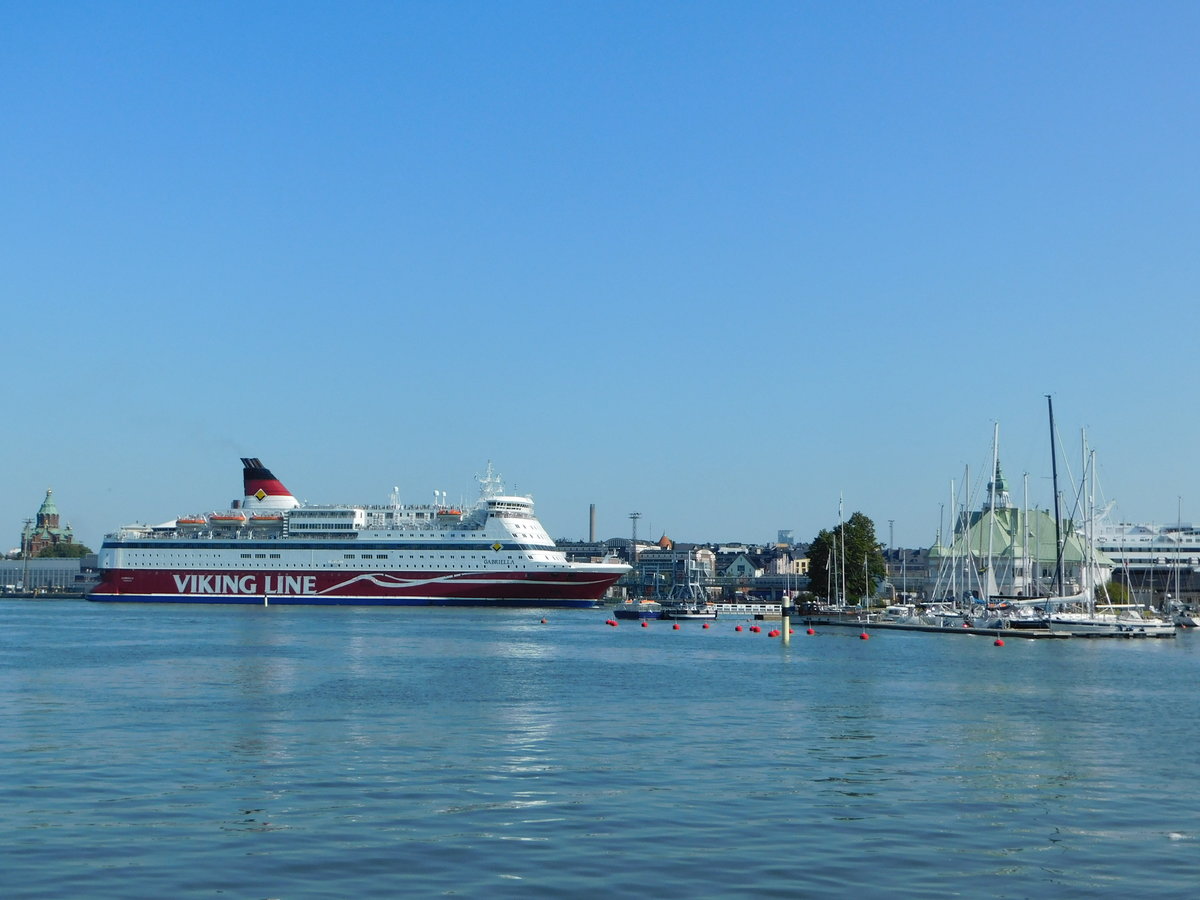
left=88, top=459, right=629, bottom=606
left=1093, top=521, right=1200, bottom=610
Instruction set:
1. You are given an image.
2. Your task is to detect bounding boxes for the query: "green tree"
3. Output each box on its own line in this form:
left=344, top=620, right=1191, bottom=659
left=37, top=542, right=94, bottom=558
left=1098, top=579, right=1130, bottom=605
left=805, top=512, right=886, bottom=603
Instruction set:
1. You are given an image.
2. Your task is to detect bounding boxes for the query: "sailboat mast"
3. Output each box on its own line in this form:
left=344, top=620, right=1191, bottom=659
left=838, top=495, right=847, bottom=606
left=1047, top=394, right=1066, bottom=598
left=1178, top=497, right=1183, bottom=610
left=1022, top=473, right=1030, bottom=596
left=949, top=480, right=957, bottom=603
left=1088, top=446, right=1097, bottom=611
left=986, top=423, right=999, bottom=602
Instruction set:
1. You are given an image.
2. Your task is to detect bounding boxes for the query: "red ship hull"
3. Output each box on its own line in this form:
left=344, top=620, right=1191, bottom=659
left=88, top=566, right=622, bottom=607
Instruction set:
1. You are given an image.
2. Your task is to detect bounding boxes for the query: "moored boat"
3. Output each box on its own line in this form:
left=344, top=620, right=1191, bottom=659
left=659, top=601, right=718, bottom=620
left=1047, top=604, right=1176, bottom=637
left=613, top=599, right=663, bottom=619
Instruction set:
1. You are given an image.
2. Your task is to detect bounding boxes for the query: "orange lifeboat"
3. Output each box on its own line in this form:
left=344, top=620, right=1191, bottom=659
left=209, top=512, right=248, bottom=525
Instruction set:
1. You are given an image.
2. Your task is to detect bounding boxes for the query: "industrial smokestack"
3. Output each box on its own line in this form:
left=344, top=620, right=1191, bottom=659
left=589, top=504, right=596, bottom=542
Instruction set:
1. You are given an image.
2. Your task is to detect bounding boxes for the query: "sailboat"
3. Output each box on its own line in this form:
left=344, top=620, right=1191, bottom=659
left=1043, top=399, right=1175, bottom=637
left=926, top=428, right=1052, bottom=629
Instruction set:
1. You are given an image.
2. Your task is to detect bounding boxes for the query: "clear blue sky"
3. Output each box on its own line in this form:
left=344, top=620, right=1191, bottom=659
left=3, top=1, right=1197, bottom=552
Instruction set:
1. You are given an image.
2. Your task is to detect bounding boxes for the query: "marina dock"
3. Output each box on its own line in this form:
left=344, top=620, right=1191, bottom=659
left=806, top=617, right=1069, bottom=638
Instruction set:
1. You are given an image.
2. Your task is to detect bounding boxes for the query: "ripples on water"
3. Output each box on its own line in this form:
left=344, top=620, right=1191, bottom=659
left=2, top=601, right=1199, bottom=898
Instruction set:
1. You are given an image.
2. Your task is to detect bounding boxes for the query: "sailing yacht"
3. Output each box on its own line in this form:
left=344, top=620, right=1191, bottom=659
left=1042, top=406, right=1174, bottom=637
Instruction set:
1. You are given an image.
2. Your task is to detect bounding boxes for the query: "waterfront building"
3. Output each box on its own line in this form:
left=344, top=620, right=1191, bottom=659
left=924, top=462, right=1112, bottom=600
left=0, top=556, right=98, bottom=594
left=637, top=542, right=716, bottom=588
left=562, top=535, right=813, bottom=602
left=882, top=547, right=932, bottom=600
left=719, top=551, right=763, bottom=580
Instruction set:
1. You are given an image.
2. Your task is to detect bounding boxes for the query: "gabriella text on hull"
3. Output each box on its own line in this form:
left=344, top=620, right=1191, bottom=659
left=88, top=458, right=630, bottom=607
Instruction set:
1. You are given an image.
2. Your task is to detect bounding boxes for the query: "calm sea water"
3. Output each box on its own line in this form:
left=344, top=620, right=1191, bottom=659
left=2, top=600, right=1198, bottom=898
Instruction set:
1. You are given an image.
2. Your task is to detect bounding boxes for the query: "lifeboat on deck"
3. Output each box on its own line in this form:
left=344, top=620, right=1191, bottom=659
left=209, top=512, right=248, bottom=526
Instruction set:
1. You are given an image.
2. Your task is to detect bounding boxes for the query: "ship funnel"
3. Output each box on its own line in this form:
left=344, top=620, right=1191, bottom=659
left=241, top=458, right=300, bottom=510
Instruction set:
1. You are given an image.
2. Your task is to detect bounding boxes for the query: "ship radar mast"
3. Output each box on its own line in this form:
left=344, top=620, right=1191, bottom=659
left=477, top=461, right=505, bottom=498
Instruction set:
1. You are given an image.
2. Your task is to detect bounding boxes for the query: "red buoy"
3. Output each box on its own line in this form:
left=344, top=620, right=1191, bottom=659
left=735, top=625, right=743, bottom=632
left=994, top=638, right=1005, bottom=646
left=641, top=621, right=648, bottom=628
left=859, top=632, right=870, bottom=640
left=672, top=623, right=680, bottom=630
left=806, top=628, right=815, bottom=635
left=702, top=623, right=710, bottom=629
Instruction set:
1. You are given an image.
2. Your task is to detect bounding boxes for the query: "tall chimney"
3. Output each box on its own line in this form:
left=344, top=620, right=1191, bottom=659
left=589, top=504, right=596, bottom=542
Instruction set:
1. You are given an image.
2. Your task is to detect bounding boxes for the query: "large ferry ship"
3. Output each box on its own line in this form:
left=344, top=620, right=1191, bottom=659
left=1094, top=520, right=1200, bottom=607
left=88, top=459, right=630, bottom=606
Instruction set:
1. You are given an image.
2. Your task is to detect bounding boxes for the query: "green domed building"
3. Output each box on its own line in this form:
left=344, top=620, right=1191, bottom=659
left=21, top=489, right=77, bottom=557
